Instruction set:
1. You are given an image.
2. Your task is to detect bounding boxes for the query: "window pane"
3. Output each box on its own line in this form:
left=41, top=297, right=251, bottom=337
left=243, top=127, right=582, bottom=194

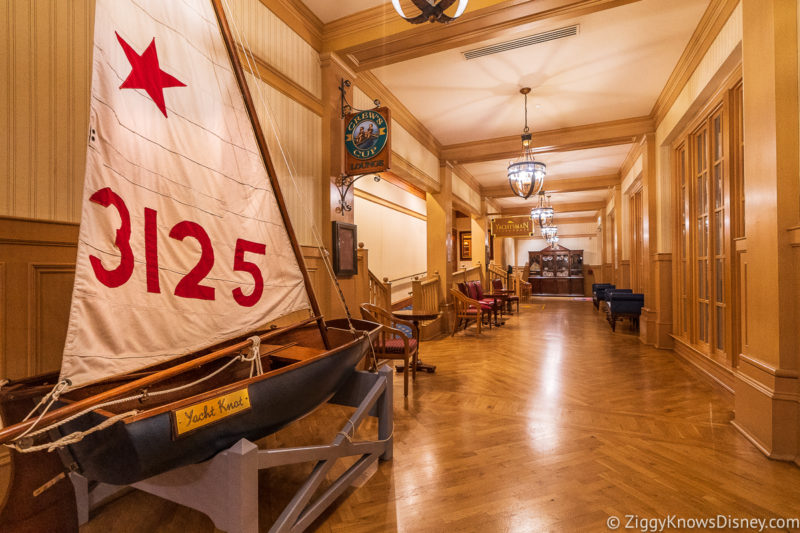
left=698, top=260, right=705, bottom=299
left=716, top=259, right=724, bottom=303
left=715, top=164, right=723, bottom=208
left=699, top=303, right=707, bottom=342
left=714, top=116, right=722, bottom=160
left=697, top=218, right=704, bottom=254
left=683, top=298, right=688, bottom=333
left=680, top=150, right=686, bottom=185
left=716, top=308, right=724, bottom=351
left=715, top=212, right=723, bottom=255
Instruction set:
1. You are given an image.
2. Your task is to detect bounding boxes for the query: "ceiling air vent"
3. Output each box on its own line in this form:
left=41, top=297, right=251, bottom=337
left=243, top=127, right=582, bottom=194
left=462, top=25, right=579, bottom=60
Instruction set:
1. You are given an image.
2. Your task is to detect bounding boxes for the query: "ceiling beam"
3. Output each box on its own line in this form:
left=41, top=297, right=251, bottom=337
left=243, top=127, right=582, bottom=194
left=441, top=116, right=653, bottom=164
left=491, top=201, right=605, bottom=216
left=332, top=0, right=642, bottom=71
left=483, top=174, right=620, bottom=198
left=550, top=215, right=598, bottom=224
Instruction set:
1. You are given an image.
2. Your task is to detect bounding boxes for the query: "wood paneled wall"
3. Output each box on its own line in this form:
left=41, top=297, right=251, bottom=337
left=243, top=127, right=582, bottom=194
left=0, top=217, right=78, bottom=380
left=246, top=73, right=322, bottom=246
left=227, top=0, right=322, bottom=98
left=0, top=0, right=94, bottom=223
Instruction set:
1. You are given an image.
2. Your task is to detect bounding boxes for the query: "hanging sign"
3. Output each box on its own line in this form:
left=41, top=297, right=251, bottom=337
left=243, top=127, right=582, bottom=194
left=344, top=107, right=391, bottom=176
left=491, top=216, right=534, bottom=237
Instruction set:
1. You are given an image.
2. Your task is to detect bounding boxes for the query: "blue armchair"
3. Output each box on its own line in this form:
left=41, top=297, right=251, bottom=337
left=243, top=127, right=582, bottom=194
left=606, top=292, right=645, bottom=332
left=592, top=283, right=615, bottom=310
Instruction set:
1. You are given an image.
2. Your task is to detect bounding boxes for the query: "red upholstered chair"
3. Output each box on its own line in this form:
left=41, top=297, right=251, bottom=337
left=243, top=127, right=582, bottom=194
left=468, top=280, right=499, bottom=325
left=492, top=278, right=520, bottom=313
left=359, top=303, right=418, bottom=396
left=459, top=282, right=494, bottom=328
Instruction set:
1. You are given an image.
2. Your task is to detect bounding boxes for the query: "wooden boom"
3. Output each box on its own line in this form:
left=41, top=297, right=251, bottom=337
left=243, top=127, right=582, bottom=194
left=0, top=317, right=318, bottom=444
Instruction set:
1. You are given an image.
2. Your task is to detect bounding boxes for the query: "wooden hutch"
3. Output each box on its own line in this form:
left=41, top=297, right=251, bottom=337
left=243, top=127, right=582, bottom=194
left=528, top=244, right=584, bottom=296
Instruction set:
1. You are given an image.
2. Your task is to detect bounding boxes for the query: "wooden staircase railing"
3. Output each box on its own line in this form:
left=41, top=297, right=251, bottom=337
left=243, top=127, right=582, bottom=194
left=452, top=262, right=483, bottom=288
left=411, top=272, right=441, bottom=314
left=368, top=270, right=392, bottom=311
left=487, top=262, right=507, bottom=286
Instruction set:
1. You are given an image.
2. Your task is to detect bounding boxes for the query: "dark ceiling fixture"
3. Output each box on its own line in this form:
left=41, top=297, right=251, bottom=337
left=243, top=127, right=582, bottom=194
left=507, top=87, right=546, bottom=199
left=392, top=0, right=468, bottom=24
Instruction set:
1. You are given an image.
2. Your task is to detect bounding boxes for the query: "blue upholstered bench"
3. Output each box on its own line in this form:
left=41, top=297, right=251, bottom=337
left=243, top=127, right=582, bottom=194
left=606, top=292, right=644, bottom=332
left=592, top=283, right=615, bottom=310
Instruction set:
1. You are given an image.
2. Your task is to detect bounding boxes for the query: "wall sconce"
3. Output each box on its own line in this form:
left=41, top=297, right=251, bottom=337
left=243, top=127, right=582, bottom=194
left=335, top=174, right=381, bottom=213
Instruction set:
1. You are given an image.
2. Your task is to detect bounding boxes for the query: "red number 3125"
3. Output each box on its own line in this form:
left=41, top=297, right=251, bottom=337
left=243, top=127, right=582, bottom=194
left=88, top=187, right=266, bottom=308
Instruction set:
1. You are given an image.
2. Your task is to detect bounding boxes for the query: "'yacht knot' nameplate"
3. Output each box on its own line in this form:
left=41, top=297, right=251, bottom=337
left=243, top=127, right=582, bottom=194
left=171, top=388, right=251, bottom=437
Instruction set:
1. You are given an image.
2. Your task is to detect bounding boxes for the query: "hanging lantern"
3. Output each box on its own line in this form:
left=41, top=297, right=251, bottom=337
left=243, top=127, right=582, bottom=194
left=541, top=224, right=558, bottom=241
left=507, top=88, right=545, bottom=199
left=530, top=191, right=554, bottom=226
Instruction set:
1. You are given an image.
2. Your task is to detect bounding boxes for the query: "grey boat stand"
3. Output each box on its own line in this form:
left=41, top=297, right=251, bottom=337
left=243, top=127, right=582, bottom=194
left=70, top=366, right=394, bottom=533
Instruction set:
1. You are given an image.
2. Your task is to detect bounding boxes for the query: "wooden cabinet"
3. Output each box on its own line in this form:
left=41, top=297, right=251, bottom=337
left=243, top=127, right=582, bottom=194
left=527, top=244, right=584, bottom=296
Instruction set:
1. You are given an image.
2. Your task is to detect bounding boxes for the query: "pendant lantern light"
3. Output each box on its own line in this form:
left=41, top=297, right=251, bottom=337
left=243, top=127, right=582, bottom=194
left=507, top=87, right=546, bottom=199
left=530, top=191, right=554, bottom=226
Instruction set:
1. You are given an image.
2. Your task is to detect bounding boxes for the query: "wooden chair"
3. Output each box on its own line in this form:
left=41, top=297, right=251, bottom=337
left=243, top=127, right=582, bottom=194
left=492, top=278, right=519, bottom=313
left=450, top=288, right=484, bottom=336
left=359, top=303, right=418, bottom=396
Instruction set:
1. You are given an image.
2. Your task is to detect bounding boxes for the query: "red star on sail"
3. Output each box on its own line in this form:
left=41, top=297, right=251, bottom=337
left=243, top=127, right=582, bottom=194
left=116, top=32, right=186, bottom=118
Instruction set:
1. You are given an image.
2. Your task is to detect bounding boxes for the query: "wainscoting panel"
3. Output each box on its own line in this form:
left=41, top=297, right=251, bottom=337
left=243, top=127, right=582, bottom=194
left=29, top=264, right=75, bottom=376
left=0, top=217, right=78, bottom=380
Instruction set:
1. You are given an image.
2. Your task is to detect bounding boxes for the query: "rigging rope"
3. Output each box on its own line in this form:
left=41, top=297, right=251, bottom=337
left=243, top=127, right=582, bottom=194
left=7, top=347, right=255, bottom=450
left=221, top=0, right=359, bottom=337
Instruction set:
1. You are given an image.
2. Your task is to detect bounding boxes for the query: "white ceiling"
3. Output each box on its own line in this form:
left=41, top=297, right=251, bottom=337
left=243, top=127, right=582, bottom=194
left=299, top=0, right=711, bottom=215
left=302, top=0, right=386, bottom=23
left=370, top=0, right=709, bottom=145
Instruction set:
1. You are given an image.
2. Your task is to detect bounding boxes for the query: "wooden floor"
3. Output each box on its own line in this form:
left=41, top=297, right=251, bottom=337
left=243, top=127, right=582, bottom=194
left=82, top=299, right=800, bottom=532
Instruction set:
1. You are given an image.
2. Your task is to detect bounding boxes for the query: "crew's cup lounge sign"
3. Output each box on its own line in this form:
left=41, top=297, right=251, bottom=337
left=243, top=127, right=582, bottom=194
left=491, top=216, right=534, bottom=237
left=344, top=107, right=391, bottom=175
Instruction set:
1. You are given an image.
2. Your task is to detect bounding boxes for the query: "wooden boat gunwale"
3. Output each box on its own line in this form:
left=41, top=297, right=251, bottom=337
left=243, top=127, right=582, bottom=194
left=124, top=319, right=380, bottom=423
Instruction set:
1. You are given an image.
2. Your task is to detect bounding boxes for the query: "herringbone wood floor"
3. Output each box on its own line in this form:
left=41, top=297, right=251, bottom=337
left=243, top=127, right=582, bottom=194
left=83, top=299, right=800, bottom=532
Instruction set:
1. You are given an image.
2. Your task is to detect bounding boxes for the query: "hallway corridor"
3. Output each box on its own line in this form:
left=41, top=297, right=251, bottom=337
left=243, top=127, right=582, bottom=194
left=84, top=300, right=800, bottom=532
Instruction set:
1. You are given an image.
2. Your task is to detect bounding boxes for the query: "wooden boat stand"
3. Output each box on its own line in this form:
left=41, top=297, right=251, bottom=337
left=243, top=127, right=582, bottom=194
left=68, top=366, right=394, bottom=533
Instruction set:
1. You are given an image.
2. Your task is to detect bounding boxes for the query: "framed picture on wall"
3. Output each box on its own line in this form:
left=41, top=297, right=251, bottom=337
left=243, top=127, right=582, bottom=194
left=332, top=221, right=358, bottom=276
left=460, top=231, right=472, bottom=261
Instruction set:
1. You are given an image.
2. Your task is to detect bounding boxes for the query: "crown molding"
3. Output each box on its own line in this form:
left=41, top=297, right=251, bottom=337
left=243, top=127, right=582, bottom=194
left=355, top=72, right=442, bottom=158
left=650, top=0, right=740, bottom=127
left=322, top=0, right=511, bottom=56
left=451, top=163, right=483, bottom=197
left=483, top=174, right=620, bottom=199
left=257, top=0, right=323, bottom=51
left=353, top=188, right=427, bottom=221
left=441, top=115, right=652, bottom=164
left=329, top=0, right=642, bottom=71
left=618, top=136, right=645, bottom=182
left=239, top=47, right=323, bottom=116
left=494, top=201, right=605, bottom=216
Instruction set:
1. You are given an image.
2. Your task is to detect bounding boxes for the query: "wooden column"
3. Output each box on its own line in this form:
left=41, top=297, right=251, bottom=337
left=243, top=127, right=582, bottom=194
left=734, top=0, right=800, bottom=463
left=638, top=133, right=672, bottom=348
left=613, top=185, right=623, bottom=286
left=470, top=215, right=487, bottom=271
left=319, top=52, right=358, bottom=317
left=427, top=163, right=455, bottom=331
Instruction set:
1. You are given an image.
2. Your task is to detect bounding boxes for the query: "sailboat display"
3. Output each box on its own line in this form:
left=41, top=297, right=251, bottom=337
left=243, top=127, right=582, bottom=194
left=0, top=0, right=379, bottom=496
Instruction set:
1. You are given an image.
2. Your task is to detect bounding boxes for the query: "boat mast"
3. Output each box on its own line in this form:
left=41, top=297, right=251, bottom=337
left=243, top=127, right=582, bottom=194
left=210, top=0, right=330, bottom=349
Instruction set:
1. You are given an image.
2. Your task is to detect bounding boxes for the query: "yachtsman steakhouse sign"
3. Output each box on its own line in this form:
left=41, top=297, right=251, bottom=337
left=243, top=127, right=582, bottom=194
left=491, top=216, right=534, bottom=237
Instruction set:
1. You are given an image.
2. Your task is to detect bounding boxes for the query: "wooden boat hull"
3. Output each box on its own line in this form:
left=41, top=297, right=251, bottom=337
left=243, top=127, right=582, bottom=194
left=53, top=319, right=380, bottom=486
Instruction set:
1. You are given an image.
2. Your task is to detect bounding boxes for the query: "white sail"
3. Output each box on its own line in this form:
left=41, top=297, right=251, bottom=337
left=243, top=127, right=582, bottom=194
left=60, top=0, right=312, bottom=388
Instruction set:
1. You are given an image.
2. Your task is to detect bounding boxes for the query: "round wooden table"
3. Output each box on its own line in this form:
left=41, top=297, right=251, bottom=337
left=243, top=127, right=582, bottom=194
left=391, top=309, right=440, bottom=373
